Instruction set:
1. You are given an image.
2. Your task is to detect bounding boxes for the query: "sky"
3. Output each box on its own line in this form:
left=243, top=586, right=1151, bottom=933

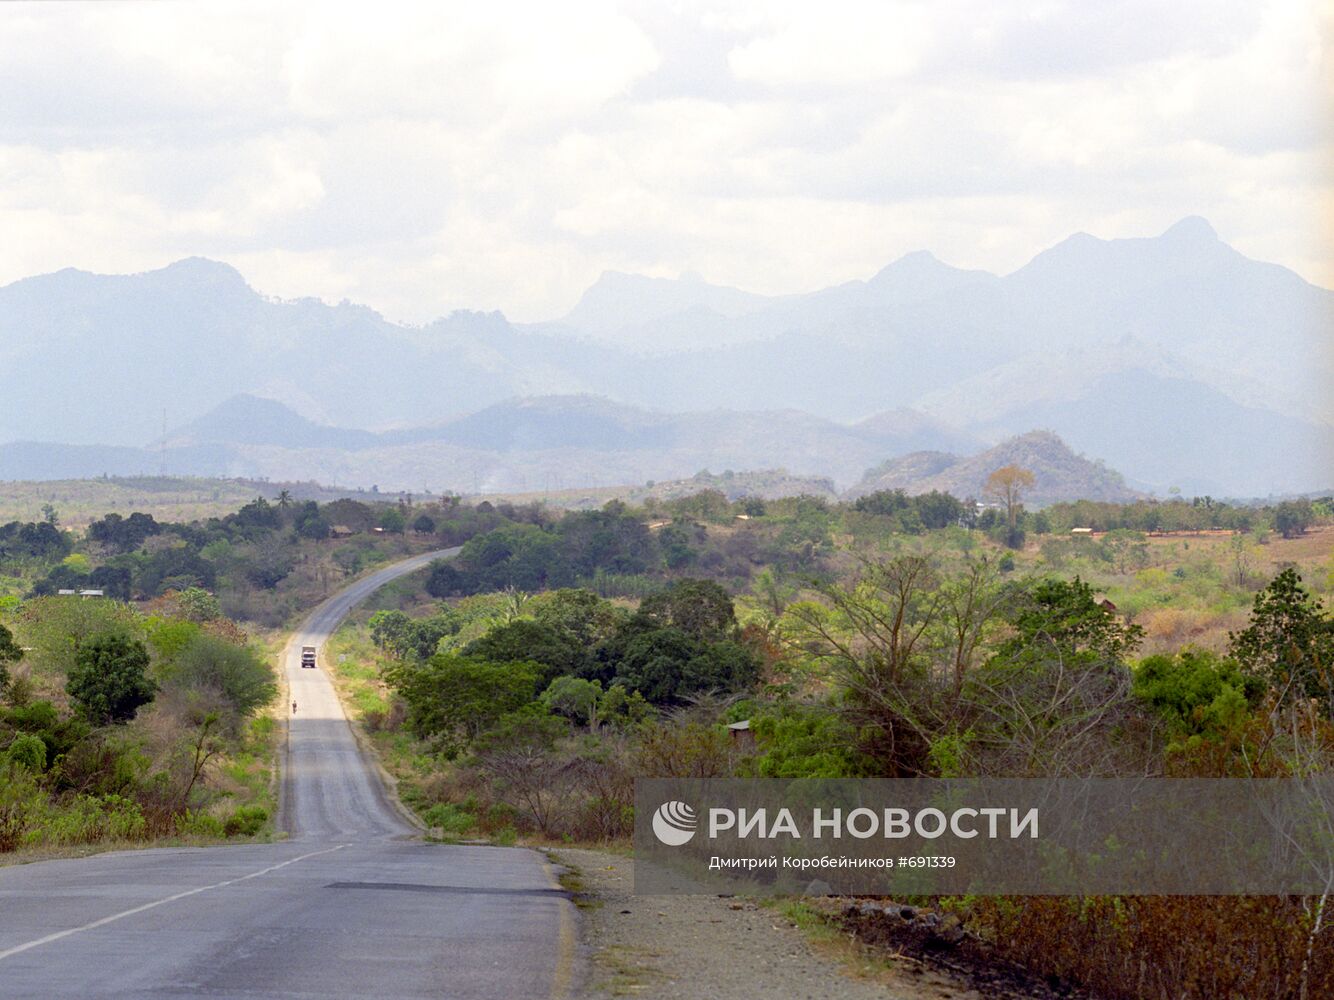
left=0, top=0, right=1329, bottom=324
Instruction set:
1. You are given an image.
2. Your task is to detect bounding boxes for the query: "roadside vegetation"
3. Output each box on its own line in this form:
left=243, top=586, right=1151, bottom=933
left=318, top=485, right=1331, bottom=1000
left=0, top=589, right=276, bottom=855
left=0, top=490, right=494, bottom=856
left=3, top=483, right=1332, bottom=996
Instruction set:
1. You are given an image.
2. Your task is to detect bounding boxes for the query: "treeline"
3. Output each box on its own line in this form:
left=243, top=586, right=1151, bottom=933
left=1, top=495, right=524, bottom=627
left=4, top=489, right=1325, bottom=624
left=1042, top=496, right=1326, bottom=536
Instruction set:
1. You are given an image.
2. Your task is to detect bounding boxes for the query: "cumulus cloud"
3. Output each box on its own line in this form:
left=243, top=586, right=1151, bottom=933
left=0, top=0, right=1326, bottom=322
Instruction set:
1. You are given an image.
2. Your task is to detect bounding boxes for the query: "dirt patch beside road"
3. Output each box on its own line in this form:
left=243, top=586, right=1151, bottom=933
left=551, top=847, right=979, bottom=1000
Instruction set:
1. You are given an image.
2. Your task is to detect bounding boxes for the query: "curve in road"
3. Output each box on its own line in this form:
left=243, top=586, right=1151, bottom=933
left=0, top=548, right=580, bottom=999
left=283, top=547, right=460, bottom=839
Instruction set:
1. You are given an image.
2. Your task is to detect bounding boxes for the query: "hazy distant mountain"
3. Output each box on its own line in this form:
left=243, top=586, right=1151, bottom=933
left=167, top=393, right=378, bottom=450
left=0, top=260, right=608, bottom=447
left=1, top=218, right=1329, bottom=496
left=0, top=393, right=980, bottom=494
left=985, top=370, right=1332, bottom=498
left=849, top=431, right=1141, bottom=506
left=558, top=270, right=776, bottom=340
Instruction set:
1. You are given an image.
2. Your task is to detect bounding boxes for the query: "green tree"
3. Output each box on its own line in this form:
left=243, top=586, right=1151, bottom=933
left=66, top=633, right=156, bottom=725
left=463, top=620, right=586, bottom=687
left=411, top=513, right=437, bottom=535
left=386, top=654, right=539, bottom=752
left=853, top=489, right=912, bottom=517
left=15, top=595, right=143, bottom=677
left=750, top=707, right=868, bottom=778
left=296, top=514, right=332, bottom=540
left=597, top=683, right=652, bottom=730
left=532, top=588, right=625, bottom=648
left=612, top=626, right=758, bottom=704
left=176, top=587, right=222, bottom=623
left=378, top=507, right=407, bottom=534
left=166, top=633, right=276, bottom=721
left=639, top=578, right=738, bottom=643
left=998, top=577, right=1143, bottom=665
left=1134, top=649, right=1263, bottom=740
left=1230, top=568, right=1333, bottom=709
left=615, top=627, right=704, bottom=704
left=1272, top=500, right=1313, bottom=539
left=914, top=491, right=965, bottom=530
left=1104, top=529, right=1149, bottom=574
left=541, top=675, right=602, bottom=728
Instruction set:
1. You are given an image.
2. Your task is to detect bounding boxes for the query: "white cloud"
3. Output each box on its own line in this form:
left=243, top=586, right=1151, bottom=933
left=0, top=0, right=1326, bottom=323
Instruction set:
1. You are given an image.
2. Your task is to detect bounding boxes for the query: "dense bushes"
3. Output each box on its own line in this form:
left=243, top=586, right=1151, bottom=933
left=383, top=579, right=762, bottom=712
left=426, top=507, right=658, bottom=595
left=387, top=654, right=540, bottom=754
left=0, top=592, right=280, bottom=852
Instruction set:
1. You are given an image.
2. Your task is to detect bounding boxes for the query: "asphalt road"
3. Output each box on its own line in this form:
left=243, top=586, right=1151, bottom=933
left=0, top=548, right=579, bottom=999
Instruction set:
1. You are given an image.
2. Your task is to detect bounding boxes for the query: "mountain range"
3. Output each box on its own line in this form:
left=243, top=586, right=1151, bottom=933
left=0, top=393, right=1137, bottom=506
left=1, top=217, right=1329, bottom=497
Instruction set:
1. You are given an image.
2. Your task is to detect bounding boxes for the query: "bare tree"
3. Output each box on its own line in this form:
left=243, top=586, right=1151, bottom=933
left=785, top=555, right=944, bottom=773
left=786, top=554, right=942, bottom=697
left=985, top=465, right=1035, bottom=536
left=965, top=645, right=1140, bottom=776
left=935, top=557, right=1011, bottom=698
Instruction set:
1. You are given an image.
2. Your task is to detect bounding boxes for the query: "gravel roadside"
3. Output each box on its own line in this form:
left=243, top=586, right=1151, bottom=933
left=551, top=847, right=978, bottom=1000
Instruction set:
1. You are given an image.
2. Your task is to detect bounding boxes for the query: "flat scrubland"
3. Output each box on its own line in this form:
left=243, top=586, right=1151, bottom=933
left=0, top=476, right=409, bottom=528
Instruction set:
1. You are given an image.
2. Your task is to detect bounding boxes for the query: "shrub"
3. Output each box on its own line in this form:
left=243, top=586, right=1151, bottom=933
left=1134, top=650, right=1263, bottom=739
left=5, top=732, right=46, bottom=772
left=421, top=802, right=475, bottom=839
left=541, top=676, right=602, bottom=727
left=176, top=809, right=225, bottom=838
left=164, top=633, right=276, bottom=721
left=41, top=794, right=146, bottom=844
left=748, top=706, right=867, bottom=778
left=632, top=720, right=737, bottom=778
left=223, top=805, right=268, bottom=837
left=0, top=767, right=43, bottom=851
left=959, top=895, right=1332, bottom=1000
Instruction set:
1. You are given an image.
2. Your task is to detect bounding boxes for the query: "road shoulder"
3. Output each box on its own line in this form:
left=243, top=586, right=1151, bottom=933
left=551, top=847, right=977, bottom=1000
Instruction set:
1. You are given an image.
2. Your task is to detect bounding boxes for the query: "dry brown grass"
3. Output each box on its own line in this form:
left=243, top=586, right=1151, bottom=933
left=962, top=895, right=1332, bottom=1000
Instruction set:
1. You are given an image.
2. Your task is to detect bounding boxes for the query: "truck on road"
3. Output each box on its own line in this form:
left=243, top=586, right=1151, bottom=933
left=300, top=645, right=317, bottom=669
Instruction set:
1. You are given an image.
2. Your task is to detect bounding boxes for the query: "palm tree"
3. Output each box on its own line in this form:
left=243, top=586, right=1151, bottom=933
left=276, top=490, right=293, bottom=509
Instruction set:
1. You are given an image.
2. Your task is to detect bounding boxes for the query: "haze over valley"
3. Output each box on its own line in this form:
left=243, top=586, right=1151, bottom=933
left=3, top=217, right=1329, bottom=498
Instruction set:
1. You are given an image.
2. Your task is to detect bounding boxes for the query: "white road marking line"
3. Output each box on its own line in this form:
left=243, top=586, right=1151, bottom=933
left=0, top=844, right=348, bottom=963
